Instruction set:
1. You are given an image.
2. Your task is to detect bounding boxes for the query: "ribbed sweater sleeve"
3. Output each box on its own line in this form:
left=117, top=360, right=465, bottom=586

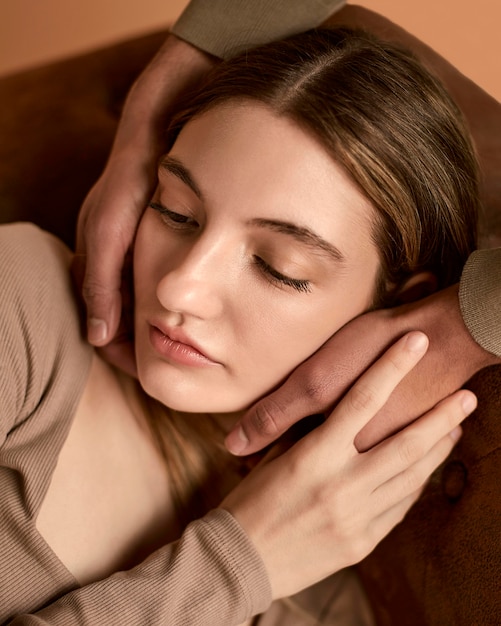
left=10, top=509, right=271, bottom=625
left=171, top=0, right=346, bottom=59
left=459, top=248, right=501, bottom=358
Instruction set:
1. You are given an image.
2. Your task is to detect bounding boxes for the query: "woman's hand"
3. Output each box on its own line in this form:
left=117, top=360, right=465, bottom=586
left=222, top=331, right=476, bottom=600
left=73, top=35, right=215, bottom=372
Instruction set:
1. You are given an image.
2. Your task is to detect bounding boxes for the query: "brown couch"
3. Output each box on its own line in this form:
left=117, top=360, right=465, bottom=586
left=1, top=26, right=500, bottom=626
left=0, top=30, right=166, bottom=248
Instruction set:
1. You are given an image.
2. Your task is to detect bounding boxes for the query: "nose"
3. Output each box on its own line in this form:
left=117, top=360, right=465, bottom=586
left=156, top=237, right=228, bottom=320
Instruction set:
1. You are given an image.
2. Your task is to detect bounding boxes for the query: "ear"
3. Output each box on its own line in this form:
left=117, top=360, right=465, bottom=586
left=393, top=271, right=438, bottom=304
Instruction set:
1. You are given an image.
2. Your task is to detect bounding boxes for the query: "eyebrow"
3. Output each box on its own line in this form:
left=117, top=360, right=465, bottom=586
left=160, top=155, right=345, bottom=263
left=249, top=218, right=345, bottom=263
left=160, top=155, right=203, bottom=199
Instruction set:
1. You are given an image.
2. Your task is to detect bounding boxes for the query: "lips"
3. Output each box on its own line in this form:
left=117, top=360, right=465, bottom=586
left=148, top=322, right=220, bottom=367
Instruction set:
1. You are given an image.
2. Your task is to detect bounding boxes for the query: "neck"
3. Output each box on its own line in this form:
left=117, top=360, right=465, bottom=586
left=202, top=410, right=244, bottom=439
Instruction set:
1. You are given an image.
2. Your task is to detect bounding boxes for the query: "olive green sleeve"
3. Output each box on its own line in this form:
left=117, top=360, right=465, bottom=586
left=459, top=248, right=501, bottom=358
left=171, top=0, right=346, bottom=59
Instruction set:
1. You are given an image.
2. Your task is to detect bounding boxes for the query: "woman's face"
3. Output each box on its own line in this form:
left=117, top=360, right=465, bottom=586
left=134, top=102, right=380, bottom=415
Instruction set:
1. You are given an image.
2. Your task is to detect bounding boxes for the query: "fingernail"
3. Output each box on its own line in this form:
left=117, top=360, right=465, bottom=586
left=88, top=318, right=107, bottom=345
left=405, top=332, right=428, bottom=353
left=449, top=426, right=463, bottom=442
left=461, top=392, right=477, bottom=414
left=225, top=426, right=249, bottom=456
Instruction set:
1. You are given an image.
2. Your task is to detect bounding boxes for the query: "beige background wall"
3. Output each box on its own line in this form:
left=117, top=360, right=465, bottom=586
left=0, top=1, right=499, bottom=101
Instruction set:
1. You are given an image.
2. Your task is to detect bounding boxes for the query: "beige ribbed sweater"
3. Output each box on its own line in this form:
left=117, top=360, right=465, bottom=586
left=172, top=0, right=346, bottom=59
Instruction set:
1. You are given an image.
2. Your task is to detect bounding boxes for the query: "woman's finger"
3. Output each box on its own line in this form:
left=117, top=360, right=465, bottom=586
left=317, top=331, right=429, bottom=447
left=365, top=488, right=424, bottom=556
left=372, top=430, right=458, bottom=515
left=364, top=389, right=476, bottom=489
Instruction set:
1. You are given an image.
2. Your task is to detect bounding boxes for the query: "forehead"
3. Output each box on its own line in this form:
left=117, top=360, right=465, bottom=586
left=168, top=101, right=378, bottom=257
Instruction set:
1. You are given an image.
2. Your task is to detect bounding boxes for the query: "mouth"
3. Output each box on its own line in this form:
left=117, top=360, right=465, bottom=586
left=148, top=323, right=220, bottom=367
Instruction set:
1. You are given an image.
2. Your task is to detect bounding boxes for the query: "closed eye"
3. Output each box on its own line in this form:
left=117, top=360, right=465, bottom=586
left=149, top=201, right=199, bottom=229
left=253, top=256, right=311, bottom=294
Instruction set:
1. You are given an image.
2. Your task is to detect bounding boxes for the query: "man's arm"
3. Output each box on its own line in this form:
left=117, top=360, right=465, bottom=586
left=459, top=249, right=501, bottom=357
left=226, top=6, right=501, bottom=455
left=172, top=0, right=345, bottom=59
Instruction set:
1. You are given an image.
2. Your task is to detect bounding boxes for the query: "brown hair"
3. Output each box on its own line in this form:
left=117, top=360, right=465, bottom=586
left=146, top=28, right=481, bottom=525
left=168, top=27, right=480, bottom=304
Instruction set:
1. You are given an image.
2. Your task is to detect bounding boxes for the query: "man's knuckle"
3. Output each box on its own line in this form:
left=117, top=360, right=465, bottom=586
left=250, top=401, right=285, bottom=437
left=301, top=370, right=330, bottom=407
left=82, top=279, right=110, bottom=303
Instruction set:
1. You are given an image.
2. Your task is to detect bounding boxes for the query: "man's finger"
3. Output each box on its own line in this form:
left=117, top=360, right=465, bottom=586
left=225, top=363, right=344, bottom=455
left=82, top=262, right=122, bottom=345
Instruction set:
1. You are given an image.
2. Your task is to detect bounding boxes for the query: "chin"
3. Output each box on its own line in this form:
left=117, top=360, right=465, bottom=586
left=136, top=369, right=251, bottom=415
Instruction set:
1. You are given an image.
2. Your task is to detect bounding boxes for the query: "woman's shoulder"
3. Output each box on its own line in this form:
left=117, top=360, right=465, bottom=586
left=0, top=221, right=83, bottom=351
left=0, top=222, right=79, bottom=322
left=0, top=222, right=93, bottom=441
left=0, top=221, right=73, bottom=279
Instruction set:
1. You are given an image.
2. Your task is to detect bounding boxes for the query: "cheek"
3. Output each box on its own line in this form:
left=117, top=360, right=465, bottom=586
left=235, top=297, right=346, bottom=380
left=238, top=273, right=376, bottom=383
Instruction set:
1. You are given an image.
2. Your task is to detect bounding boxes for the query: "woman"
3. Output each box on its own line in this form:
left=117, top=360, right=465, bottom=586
left=1, top=28, right=478, bottom=624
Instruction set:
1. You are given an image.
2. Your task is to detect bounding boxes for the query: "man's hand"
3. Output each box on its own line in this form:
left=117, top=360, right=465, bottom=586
left=225, top=284, right=500, bottom=455
left=222, top=332, right=476, bottom=599
left=73, top=34, right=215, bottom=372
left=73, top=154, right=151, bottom=376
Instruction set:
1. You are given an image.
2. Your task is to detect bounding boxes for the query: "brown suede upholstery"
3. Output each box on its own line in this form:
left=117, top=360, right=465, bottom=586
left=1, top=32, right=500, bottom=625
left=357, top=366, right=501, bottom=624
left=0, top=30, right=166, bottom=248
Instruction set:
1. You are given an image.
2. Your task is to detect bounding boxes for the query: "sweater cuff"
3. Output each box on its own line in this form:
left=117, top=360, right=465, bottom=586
left=459, top=248, right=501, bottom=358
left=172, top=0, right=346, bottom=60
left=202, top=509, right=272, bottom=616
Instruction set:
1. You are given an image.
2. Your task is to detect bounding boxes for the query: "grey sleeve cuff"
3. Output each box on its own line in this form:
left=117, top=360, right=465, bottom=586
left=459, top=247, right=501, bottom=358
left=171, top=0, right=346, bottom=59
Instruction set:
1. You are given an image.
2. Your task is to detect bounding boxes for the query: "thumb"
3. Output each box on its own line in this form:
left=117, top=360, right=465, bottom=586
left=74, top=214, right=130, bottom=346
left=79, top=245, right=123, bottom=346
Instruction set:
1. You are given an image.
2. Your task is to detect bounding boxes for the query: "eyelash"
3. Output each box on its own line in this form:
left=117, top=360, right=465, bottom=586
left=149, top=202, right=311, bottom=294
left=149, top=202, right=198, bottom=230
left=253, top=256, right=311, bottom=294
